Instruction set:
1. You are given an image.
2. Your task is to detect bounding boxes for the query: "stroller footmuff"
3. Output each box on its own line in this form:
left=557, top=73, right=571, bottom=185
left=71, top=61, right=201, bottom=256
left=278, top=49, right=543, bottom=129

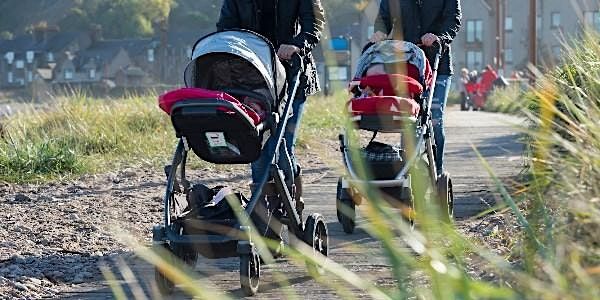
left=152, top=30, right=328, bottom=296
left=337, top=40, right=454, bottom=234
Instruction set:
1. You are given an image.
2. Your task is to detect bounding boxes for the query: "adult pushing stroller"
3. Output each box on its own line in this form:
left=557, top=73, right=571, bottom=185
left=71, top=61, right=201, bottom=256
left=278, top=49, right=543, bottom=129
left=336, top=40, right=454, bottom=234
left=153, top=30, right=328, bottom=296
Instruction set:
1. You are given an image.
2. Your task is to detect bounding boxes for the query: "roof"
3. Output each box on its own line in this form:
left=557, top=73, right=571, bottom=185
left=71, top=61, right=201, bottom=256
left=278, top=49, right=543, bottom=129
left=36, top=68, right=53, bottom=80
left=0, top=31, right=86, bottom=53
left=33, top=31, right=87, bottom=52
left=0, top=35, right=37, bottom=52
left=73, top=38, right=154, bottom=68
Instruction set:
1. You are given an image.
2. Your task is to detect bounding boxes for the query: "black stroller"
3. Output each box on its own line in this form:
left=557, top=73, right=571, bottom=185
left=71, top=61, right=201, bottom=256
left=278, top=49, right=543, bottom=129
left=336, top=40, right=454, bottom=233
left=153, top=30, right=329, bottom=296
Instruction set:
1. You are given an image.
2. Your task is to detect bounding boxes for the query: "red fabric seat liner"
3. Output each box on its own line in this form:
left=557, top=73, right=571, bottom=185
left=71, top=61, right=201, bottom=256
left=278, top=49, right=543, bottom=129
left=158, top=88, right=261, bottom=125
left=348, top=96, right=420, bottom=117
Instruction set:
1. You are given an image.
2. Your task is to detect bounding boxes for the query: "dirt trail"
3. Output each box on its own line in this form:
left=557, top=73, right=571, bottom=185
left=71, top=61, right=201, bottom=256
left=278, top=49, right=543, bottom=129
left=0, top=107, right=524, bottom=299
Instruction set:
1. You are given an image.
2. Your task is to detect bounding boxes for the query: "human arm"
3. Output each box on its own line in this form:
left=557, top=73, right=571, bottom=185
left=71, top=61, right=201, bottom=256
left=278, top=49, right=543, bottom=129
left=216, top=0, right=240, bottom=31
left=288, top=0, right=326, bottom=57
left=436, top=0, right=462, bottom=45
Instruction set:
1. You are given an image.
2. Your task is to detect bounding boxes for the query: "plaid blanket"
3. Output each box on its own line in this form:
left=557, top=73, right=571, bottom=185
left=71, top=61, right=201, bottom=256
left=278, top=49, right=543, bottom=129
left=361, top=141, right=403, bottom=162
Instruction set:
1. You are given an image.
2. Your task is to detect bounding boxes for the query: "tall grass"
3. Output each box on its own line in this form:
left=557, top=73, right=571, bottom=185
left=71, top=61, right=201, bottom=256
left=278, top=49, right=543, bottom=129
left=0, top=92, right=175, bottom=182
left=480, top=31, right=600, bottom=298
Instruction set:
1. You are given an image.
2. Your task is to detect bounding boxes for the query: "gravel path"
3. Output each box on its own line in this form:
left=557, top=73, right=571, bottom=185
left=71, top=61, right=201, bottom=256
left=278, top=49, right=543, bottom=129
left=0, top=108, right=524, bottom=299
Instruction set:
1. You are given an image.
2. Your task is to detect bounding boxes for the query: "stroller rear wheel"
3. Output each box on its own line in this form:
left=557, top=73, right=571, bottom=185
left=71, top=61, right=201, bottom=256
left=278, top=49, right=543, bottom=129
left=336, top=178, right=356, bottom=234
left=172, top=223, right=198, bottom=267
left=304, top=213, right=329, bottom=277
left=240, top=249, right=261, bottom=296
left=436, top=172, right=454, bottom=222
left=154, top=243, right=175, bottom=295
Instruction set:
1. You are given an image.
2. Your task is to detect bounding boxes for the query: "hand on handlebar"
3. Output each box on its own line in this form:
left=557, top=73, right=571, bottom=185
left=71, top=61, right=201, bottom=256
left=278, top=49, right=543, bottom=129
left=369, top=31, right=388, bottom=43
left=420, top=33, right=439, bottom=47
left=277, top=44, right=300, bottom=60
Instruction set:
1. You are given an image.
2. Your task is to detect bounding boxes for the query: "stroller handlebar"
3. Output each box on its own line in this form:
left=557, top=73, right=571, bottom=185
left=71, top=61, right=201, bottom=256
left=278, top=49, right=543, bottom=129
left=284, top=53, right=304, bottom=75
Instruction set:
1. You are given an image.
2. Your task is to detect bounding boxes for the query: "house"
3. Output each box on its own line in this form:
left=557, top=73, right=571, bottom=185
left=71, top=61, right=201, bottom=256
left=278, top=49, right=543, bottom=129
left=53, top=39, right=154, bottom=88
left=0, top=34, right=38, bottom=88
left=0, top=27, right=91, bottom=88
left=453, top=0, right=600, bottom=75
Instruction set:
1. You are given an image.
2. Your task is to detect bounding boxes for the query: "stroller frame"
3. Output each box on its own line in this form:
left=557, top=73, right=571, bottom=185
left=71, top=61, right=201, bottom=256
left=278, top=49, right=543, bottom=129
left=336, top=42, right=454, bottom=234
left=153, top=32, right=328, bottom=296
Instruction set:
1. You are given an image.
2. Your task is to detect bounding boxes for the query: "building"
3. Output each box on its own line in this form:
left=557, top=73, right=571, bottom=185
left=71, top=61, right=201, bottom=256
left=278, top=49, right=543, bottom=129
left=453, top=0, right=600, bottom=75
left=354, top=0, right=600, bottom=78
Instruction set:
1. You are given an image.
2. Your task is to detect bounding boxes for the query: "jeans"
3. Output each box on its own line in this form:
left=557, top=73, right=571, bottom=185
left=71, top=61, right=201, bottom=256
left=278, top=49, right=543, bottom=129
left=251, top=93, right=307, bottom=184
left=430, top=75, right=452, bottom=176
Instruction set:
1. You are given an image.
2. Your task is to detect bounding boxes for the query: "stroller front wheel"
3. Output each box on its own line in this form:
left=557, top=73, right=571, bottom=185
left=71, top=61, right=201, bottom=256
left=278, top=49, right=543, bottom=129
left=436, top=172, right=454, bottom=223
left=240, top=249, right=261, bottom=296
left=336, top=178, right=356, bottom=234
left=154, top=243, right=175, bottom=295
left=304, top=213, right=329, bottom=277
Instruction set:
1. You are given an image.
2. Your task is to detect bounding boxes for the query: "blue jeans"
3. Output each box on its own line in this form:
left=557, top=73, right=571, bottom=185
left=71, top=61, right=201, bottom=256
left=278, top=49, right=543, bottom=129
left=251, top=93, right=307, bottom=184
left=431, top=75, right=452, bottom=176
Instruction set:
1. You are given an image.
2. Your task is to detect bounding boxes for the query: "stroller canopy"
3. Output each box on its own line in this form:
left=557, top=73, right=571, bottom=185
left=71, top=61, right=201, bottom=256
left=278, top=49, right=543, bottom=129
left=354, top=41, right=431, bottom=85
left=184, top=30, right=287, bottom=103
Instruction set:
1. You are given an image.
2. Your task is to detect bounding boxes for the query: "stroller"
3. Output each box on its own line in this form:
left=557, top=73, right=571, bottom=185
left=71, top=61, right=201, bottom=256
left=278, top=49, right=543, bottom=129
left=153, top=30, right=329, bottom=296
left=336, top=40, right=454, bottom=234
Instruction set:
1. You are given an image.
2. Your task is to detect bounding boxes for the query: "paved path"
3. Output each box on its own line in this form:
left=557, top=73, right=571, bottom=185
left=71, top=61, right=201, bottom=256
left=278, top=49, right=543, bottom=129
left=62, top=108, right=524, bottom=299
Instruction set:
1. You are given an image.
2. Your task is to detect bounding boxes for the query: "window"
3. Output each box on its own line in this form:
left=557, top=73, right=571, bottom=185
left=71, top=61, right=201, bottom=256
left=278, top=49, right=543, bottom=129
left=26, top=51, right=34, bottom=63
left=551, top=12, right=561, bottom=28
left=504, top=48, right=513, bottom=64
left=7, top=71, right=13, bottom=83
left=16, top=60, right=24, bottom=69
left=466, top=20, right=483, bottom=43
left=27, top=71, right=33, bottom=82
left=89, top=69, right=96, bottom=79
left=65, top=69, right=73, bottom=80
left=466, top=51, right=483, bottom=70
left=147, top=49, right=155, bottom=62
left=584, top=11, right=600, bottom=31
left=5, top=51, right=14, bottom=64
left=47, top=52, right=54, bottom=62
left=505, top=17, right=513, bottom=32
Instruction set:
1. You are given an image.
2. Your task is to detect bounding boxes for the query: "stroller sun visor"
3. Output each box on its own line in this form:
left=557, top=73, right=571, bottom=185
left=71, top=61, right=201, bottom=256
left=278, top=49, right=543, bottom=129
left=354, top=41, right=432, bottom=87
left=184, top=30, right=287, bottom=104
left=159, top=88, right=262, bottom=125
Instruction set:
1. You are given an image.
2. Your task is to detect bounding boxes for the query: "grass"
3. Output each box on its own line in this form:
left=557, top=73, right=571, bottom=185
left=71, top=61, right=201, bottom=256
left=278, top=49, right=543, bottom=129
left=0, top=92, right=176, bottom=182
left=0, top=89, right=348, bottom=183
left=479, top=31, right=600, bottom=297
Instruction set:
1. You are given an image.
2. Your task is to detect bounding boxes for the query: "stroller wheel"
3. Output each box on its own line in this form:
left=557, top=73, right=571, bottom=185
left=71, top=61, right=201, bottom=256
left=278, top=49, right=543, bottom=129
left=336, top=178, right=355, bottom=234
left=304, top=213, right=329, bottom=277
left=240, top=249, right=261, bottom=296
left=172, top=223, right=198, bottom=267
left=436, top=172, right=454, bottom=223
left=154, top=243, right=175, bottom=295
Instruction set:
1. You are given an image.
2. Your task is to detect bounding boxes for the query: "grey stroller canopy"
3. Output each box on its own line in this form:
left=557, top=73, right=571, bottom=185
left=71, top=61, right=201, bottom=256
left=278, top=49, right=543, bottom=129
left=184, top=30, right=287, bottom=103
left=354, top=40, right=429, bottom=83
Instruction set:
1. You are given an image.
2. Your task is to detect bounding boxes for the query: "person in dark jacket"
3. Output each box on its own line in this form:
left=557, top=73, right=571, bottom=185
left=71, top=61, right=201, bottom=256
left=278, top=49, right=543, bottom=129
left=217, top=0, right=325, bottom=217
left=371, top=0, right=462, bottom=176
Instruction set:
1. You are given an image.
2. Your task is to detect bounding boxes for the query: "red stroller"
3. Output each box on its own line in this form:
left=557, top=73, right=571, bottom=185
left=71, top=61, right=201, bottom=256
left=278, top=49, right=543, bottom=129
left=337, top=40, right=454, bottom=233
